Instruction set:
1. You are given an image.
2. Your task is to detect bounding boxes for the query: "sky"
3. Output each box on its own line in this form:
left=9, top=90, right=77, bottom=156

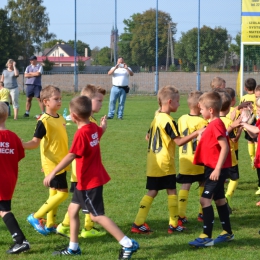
left=0, top=0, right=241, bottom=50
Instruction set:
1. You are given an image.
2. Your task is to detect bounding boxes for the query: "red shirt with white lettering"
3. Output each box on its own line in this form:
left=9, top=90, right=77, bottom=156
left=0, top=130, right=25, bottom=200
left=69, top=123, right=110, bottom=190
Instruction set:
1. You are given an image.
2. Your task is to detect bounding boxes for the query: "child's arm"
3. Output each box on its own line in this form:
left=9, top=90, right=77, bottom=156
left=209, top=136, right=229, bottom=181
left=241, top=122, right=260, bottom=138
left=100, top=115, right=107, bottom=133
left=43, top=153, right=76, bottom=187
left=173, top=128, right=204, bottom=146
left=22, top=137, right=41, bottom=149
left=226, top=117, right=242, bottom=134
left=231, top=126, right=243, bottom=143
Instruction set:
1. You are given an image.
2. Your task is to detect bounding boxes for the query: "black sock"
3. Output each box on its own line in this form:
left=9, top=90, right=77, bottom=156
left=216, top=204, right=232, bottom=234
left=3, top=212, right=25, bottom=244
left=257, top=168, right=260, bottom=187
left=202, top=205, right=214, bottom=238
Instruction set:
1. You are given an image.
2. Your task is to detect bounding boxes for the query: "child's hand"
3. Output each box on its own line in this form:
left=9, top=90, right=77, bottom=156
left=145, top=133, right=150, bottom=141
left=231, top=117, right=242, bottom=128
left=43, top=173, right=55, bottom=187
left=100, top=115, right=107, bottom=132
left=209, top=169, right=221, bottom=181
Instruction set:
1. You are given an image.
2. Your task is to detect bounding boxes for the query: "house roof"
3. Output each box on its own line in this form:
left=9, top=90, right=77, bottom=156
left=37, top=56, right=90, bottom=62
left=43, top=43, right=78, bottom=57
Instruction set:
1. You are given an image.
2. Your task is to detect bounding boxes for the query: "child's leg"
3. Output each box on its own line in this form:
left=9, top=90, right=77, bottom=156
left=178, top=184, right=191, bottom=219
left=225, top=165, right=239, bottom=207
left=133, top=190, right=156, bottom=226
left=198, top=182, right=204, bottom=217
left=248, top=140, right=255, bottom=167
left=167, top=189, right=179, bottom=227
left=201, top=197, right=214, bottom=238
left=215, top=198, right=232, bottom=234
left=68, top=203, right=81, bottom=244
left=46, top=189, right=57, bottom=227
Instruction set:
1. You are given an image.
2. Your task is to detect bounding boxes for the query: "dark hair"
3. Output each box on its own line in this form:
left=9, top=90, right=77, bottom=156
left=245, top=78, right=256, bottom=91
left=70, top=96, right=92, bottom=119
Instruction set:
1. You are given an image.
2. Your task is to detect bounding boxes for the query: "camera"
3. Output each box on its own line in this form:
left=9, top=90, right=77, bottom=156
left=119, top=64, right=124, bottom=68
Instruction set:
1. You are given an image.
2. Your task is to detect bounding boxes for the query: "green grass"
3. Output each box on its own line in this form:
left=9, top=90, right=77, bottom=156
left=2, top=92, right=260, bottom=259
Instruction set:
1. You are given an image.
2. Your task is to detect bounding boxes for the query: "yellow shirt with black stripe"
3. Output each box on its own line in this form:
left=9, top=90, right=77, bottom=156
left=220, top=116, right=238, bottom=166
left=146, top=112, right=179, bottom=177
left=178, top=114, right=208, bottom=175
left=0, top=88, right=10, bottom=102
left=34, top=113, right=69, bottom=176
left=71, top=116, right=97, bottom=182
left=241, top=93, right=256, bottom=115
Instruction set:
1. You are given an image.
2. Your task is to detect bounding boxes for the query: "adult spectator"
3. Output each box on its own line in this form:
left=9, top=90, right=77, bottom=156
left=23, top=55, right=44, bottom=117
left=107, top=57, right=133, bottom=120
left=1, top=59, right=19, bottom=119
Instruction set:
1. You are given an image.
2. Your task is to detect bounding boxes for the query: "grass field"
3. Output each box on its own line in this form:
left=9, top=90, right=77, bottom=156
left=1, top=92, right=260, bottom=259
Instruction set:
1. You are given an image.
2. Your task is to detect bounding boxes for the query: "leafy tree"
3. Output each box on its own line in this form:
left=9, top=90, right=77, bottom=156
left=92, top=47, right=113, bottom=66
left=118, top=9, right=176, bottom=67
left=42, top=57, right=55, bottom=71
left=0, top=9, right=21, bottom=70
left=67, top=40, right=91, bottom=57
left=6, top=0, right=55, bottom=63
left=175, top=25, right=228, bottom=71
left=91, top=46, right=100, bottom=63
left=42, top=39, right=65, bottom=50
left=77, top=58, right=86, bottom=71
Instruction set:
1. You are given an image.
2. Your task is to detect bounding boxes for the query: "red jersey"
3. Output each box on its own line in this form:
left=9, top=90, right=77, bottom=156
left=193, top=118, right=231, bottom=169
left=0, top=130, right=25, bottom=200
left=254, top=119, right=260, bottom=168
left=69, top=123, right=110, bottom=190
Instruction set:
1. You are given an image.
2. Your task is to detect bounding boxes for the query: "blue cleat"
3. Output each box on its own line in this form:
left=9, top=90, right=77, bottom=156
left=27, top=213, right=48, bottom=236
left=45, top=225, right=57, bottom=235
left=189, top=235, right=214, bottom=248
left=214, top=231, right=234, bottom=244
left=118, top=239, right=139, bottom=259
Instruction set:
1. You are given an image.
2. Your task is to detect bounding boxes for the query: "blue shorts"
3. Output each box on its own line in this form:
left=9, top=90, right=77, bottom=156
left=26, top=84, right=42, bottom=98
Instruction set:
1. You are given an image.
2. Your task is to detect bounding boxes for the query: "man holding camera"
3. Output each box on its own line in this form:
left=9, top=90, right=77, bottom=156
left=107, top=57, right=133, bottom=120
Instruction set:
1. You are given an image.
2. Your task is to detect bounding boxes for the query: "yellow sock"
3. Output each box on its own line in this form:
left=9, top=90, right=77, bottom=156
left=134, top=195, right=153, bottom=226
left=178, top=190, right=189, bottom=218
left=226, top=179, right=238, bottom=198
left=34, top=190, right=68, bottom=220
left=168, top=195, right=178, bottom=227
left=248, top=142, right=255, bottom=162
left=84, top=213, right=94, bottom=230
left=45, top=189, right=57, bottom=228
left=199, top=186, right=204, bottom=214
left=62, top=211, right=70, bottom=227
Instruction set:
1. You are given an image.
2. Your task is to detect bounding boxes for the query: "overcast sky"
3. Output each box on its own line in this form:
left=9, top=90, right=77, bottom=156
left=0, top=0, right=241, bottom=49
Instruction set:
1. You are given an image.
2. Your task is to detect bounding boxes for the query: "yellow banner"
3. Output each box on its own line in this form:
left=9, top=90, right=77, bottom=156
left=242, top=0, right=260, bottom=42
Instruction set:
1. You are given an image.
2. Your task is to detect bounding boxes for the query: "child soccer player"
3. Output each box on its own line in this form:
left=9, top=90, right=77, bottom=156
left=240, top=78, right=257, bottom=171
left=216, top=90, right=241, bottom=213
left=43, top=96, right=139, bottom=259
left=57, top=84, right=106, bottom=238
left=0, top=81, right=12, bottom=116
left=210, top=76, right=226, bottom=89
left=0, top=102, right=30, bottom=254
left=189, top=91, right=236, bottom=248
left=177, top=91, right=208, bottom=223
left=131, top=85, right=204, bottom=234
left=23, top=85, right=69, bottom=236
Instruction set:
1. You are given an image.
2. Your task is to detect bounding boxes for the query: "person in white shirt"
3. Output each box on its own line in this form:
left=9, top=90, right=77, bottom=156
left=107, top=57, right=133, bottom=120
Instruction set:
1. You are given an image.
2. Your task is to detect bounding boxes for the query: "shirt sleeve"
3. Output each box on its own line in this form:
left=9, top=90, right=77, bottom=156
left=165, top=120, right=180, bottom=139
left=33, top=120, right=46, bottom=139
left=38, top=65, right=43, bottom=74
left=24, top=66, right=29, bottom=73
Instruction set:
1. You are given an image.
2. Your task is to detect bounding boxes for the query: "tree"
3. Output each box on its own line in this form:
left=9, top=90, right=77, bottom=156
left=92, top=47, right=113, bottom=66
left=0, top=8, right=21, bottom=70
left=118, top=9, right=176, bottom=68
left=42, top=39, right=65, bottom=50
left=6, top=0, right=55, bottom=63
left=42, top=56, right=54, bottom=71
left=77, top=58, right=86, bottom=71
left=67, top=40, right=91, bottom=57
left=175, top=26, right=228, bottom=71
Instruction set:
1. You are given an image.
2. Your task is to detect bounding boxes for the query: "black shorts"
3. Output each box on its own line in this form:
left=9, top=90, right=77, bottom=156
left=26, top=84, right=42, bottom=98
left=226, top=165, right=239, bottom=181
left=70, top=182, right=77, bottom=193
left=244, top=131, right=257, bottom=142
left=235, top=150, right=238, bottom=161
left=176, top=173, right=205, bottom=184
left=0, top=200, right=11, bottom=211
left=50, top=171, right=68, bottom=189
left=201, top=166, right=228, bottom=201
left=146, top=175, right=176, bottom=190
left=72, top=186, right=105, bottom=216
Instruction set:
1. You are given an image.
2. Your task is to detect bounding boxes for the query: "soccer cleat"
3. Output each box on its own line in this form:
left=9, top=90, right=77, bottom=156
left=168, top=220, right=186, bottom=233
left=178, top=216, right=188, bottom=224
left=255, top=187, right=260, bottom=195
left=6, top=240, right=30, bottom=254
left=214, top=231, right=234, bottom=244
left=23, top=113, right=29, bottom=117
left=52, top=246, right=81, bottom=256
left=189, top=235, right=214, bottom=248
left=131, top=223, right=152, bottom=234
left=197, top=213, right=203, bottom=222
left=56, top=223, right=70, bottom=238
left=80, top=227, right=106, bottom=238
left=27, top=213, right=48, bottom=236
left=45, top=225, right=57, bottom=235
left=118, top=239, right=139, bottom=259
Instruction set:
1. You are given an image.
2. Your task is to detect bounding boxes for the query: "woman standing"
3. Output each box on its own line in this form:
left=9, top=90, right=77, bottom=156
left=1, top=59, right=19, bottom=119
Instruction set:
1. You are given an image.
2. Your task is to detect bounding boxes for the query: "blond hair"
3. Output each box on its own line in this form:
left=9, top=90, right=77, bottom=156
left=199, top=91, right=222, bottom=112
left=70, top=96, right=92, bottom=119
left=187, top=91, right=203, bottom=109
left=210, top=77, right=226, bottom=89
left=40, top=85, right=61, bottom=102
left=6, top=59, right=15, bottom=67
left=0, top=102, right=8, bottom=123
left=157, top=85, right=179, bottom=107
left=81, top=84, right=106, bottom=99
